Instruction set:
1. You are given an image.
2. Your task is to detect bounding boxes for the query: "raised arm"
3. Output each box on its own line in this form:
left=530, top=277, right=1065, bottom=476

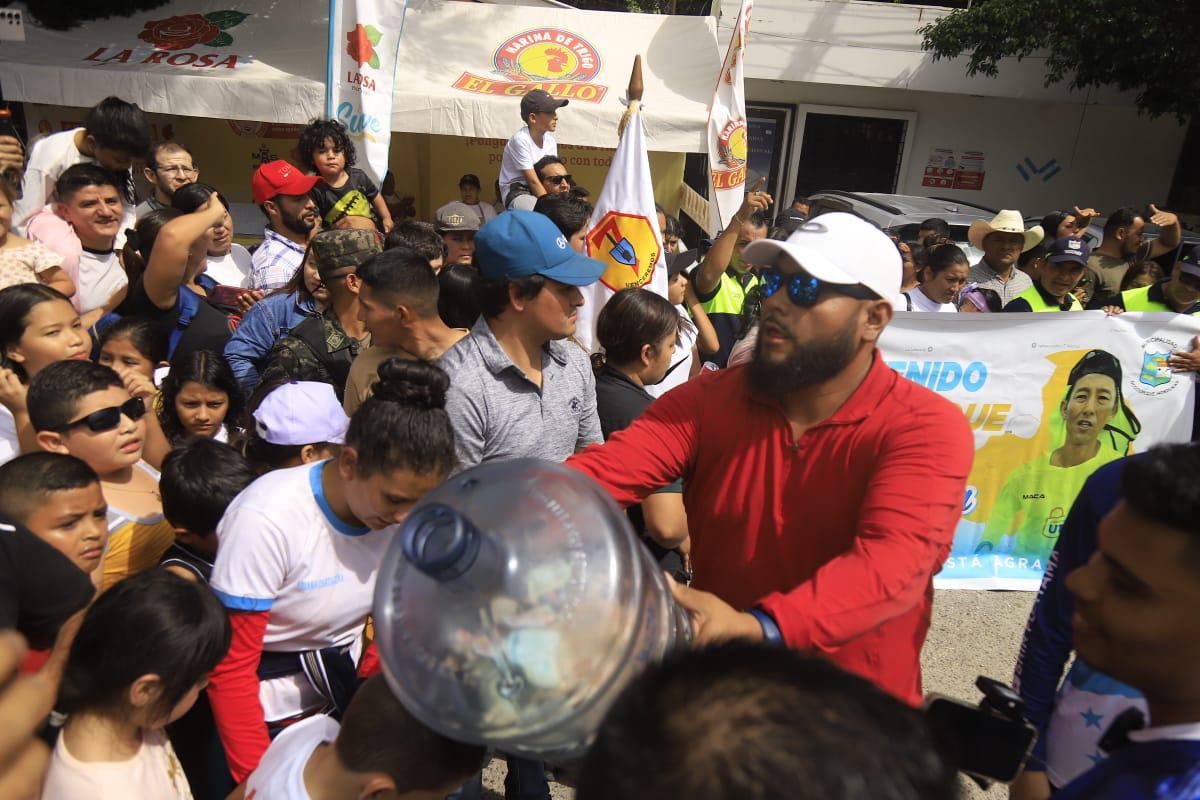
left=143, top=191, right=226, bottom=309
left=692, top=178, right=772, bottom=297
left=1146, top=204, right=1181, bottom=259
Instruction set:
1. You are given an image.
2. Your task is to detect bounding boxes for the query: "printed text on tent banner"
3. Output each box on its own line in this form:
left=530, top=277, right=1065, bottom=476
left=329, top=0, right=408, bottom=184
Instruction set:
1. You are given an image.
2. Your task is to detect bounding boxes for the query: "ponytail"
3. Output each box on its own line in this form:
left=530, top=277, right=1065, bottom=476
left=122, top=207, right=182, bottom=288
left=345, top=358, right=456, bottom=477
left=923, top=239, right=968, bottom=276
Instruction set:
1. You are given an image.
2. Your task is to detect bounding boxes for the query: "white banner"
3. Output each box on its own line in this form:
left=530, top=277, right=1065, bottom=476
left=707, top=0, right=752, bottom=234
left=577, top=100, right=670, bottom=352
left=327, top=0, right=408, bottom=184
left=880, top=312, right=1198, bottom=590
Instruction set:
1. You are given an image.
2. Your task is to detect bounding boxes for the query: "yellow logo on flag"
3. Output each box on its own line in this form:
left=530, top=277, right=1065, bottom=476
left=586, top=212, right=660, bottom=292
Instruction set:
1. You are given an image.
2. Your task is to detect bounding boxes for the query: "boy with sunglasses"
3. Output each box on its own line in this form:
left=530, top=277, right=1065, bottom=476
left=569, top=212, right=974, bottom=707
left=28, top=360, right=174, bottom=591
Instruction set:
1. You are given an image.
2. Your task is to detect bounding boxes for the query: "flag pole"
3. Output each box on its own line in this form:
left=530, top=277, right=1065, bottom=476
left=619, top=55, right=643, bottom=138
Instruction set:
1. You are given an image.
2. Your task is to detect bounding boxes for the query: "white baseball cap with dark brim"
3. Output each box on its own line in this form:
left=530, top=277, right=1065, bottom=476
left=740, top=212, right=901, bottom=301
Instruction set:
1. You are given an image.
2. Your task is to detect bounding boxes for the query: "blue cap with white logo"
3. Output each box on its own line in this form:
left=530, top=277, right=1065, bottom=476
left=1046, top=236, right=1091, bottom=265
left=475, top=210, right=606, bottom=286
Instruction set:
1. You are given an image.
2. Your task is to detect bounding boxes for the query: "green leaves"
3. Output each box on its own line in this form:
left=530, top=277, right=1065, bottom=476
left=920, top=0, right=1200, bottom=120
left=203, top=32, right=234, bottom=48
left=205, top=10, right=251, bottom=30
left=365, top=24, right=382, bottom=46
left=368, top=52, right=381, bottom=69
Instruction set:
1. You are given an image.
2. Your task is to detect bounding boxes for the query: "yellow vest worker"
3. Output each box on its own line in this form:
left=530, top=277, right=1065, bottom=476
left=1097, top=244, right=1200, bottom=314
left=1002, top=236, right=1089, bottom=312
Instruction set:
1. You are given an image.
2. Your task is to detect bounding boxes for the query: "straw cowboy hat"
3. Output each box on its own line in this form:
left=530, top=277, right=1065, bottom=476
left=968, top=210, right=1044, bottom=252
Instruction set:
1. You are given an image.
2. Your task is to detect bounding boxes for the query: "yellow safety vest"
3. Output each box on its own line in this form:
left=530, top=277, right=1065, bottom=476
left=700, top=269, right=760, bottom=316
left=1121, top=285, right=1175, bottom=312
left=1013, top=284, right=1082, bottom=312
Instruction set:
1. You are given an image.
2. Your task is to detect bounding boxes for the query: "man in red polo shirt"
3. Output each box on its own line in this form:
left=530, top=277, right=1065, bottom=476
left=568, top=212, right=973, bottom=705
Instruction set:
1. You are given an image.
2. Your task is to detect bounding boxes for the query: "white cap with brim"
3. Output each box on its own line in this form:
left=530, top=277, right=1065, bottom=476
left=253, top=381, right=349, bottom=446
left=740, top=212, right=901, bottom=301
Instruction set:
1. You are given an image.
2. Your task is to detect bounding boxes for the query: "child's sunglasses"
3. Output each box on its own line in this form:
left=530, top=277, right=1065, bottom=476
left=53, top=397, right=147, bottom=433
left=760, top=266, right=880, bottom=307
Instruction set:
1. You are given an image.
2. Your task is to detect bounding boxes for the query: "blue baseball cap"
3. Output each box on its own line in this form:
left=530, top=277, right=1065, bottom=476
left=1046, top=236, right=1091, bottom=265
left=474, top=210, right=606, bottom=286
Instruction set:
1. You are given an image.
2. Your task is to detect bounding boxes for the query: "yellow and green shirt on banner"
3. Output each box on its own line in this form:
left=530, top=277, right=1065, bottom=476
left=981, top=447, right=1122, bottom=563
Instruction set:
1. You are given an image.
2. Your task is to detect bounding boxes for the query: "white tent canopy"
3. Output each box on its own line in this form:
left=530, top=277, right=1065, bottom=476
left=0, top=0, right=718, bottom=152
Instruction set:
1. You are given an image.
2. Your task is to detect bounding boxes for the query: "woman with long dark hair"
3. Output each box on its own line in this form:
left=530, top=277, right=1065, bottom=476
left=206, top=357, right=458, bottom=783
left=224, top=243, right=326, bottom=397
left=593, top=287, right=695, bottom=582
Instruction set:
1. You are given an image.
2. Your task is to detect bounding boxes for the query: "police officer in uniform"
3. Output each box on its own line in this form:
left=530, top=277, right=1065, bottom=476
left=1003, top=237, right=1091, bottom=312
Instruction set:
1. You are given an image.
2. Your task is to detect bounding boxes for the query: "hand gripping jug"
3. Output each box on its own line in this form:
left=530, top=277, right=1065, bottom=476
left=373, top=458, right=692, bottom=761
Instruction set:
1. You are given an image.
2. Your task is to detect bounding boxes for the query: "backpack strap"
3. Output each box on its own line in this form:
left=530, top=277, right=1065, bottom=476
left=291, top=317, right=356, bottom=390
left=168, top=287, right=202, bottom=360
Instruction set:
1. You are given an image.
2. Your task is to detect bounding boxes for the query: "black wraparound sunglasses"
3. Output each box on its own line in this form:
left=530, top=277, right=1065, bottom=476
left=54, top=397, right=147, bottom=433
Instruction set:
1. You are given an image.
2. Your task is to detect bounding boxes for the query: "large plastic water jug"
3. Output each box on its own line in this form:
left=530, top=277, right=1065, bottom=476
left=373, top=458, right=691, bottom=761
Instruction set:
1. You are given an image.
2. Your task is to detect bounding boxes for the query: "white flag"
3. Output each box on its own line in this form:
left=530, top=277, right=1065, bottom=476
left=327, top=0, right=408, bottom=184
left=707, top=0, right=752, bottom=234
left=577, top=101, right=670, bottom=352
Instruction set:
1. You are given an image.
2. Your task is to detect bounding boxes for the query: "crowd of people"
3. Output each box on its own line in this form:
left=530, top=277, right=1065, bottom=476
left=0, top=89, right=1197, bottom=800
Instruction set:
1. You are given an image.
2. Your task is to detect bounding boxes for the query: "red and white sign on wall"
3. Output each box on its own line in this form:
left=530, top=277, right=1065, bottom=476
left=921, top=146, right=986, bottom=191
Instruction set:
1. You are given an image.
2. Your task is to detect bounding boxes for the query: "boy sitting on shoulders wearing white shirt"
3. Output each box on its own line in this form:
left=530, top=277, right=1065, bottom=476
left=233, top=675, right=485, bottom=800
left=498, top=89, right=568, bottom=208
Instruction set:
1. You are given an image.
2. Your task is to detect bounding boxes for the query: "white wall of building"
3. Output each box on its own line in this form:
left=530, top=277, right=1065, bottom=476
left=750, top=78, right=1188, bottom=215
left=725, top=0, right=1188, bottom=215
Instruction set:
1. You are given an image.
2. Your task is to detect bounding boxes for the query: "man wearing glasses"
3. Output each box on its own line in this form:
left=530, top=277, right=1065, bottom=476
left=569, top=212, right=974, bottom=706
left=506, top=156, right=574, bottom=212
left=134, top=142, right=198, bottom=220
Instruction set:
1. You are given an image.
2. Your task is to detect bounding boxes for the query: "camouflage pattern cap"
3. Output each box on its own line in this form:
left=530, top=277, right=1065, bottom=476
left=310, top=229, right=382, bottom=278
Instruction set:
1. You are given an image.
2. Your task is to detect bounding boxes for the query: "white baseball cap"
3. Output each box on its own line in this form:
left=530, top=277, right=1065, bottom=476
left=253, top=381, right=349, bottom=446
left=741, top=212, right=901, bottom=301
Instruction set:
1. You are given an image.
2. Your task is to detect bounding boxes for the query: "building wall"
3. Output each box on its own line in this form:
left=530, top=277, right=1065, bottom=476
left=748, top=78, right=1188, bottom=215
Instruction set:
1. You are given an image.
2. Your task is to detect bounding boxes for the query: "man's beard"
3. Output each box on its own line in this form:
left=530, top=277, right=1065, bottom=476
left=280, top=208, right=315, bottom=237
left=748, top=313, right=859, bottom=396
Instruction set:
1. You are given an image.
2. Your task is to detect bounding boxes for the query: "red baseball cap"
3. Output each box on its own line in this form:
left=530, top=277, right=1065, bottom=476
left=251, top=160, right=320, bottom=205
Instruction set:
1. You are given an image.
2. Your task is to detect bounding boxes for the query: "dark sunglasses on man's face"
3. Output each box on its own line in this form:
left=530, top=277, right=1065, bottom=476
left=55, top=397, right=147, bottom=433
left=1177, top=268, right=1200, bottom=291
left=760, top=266, right=879, bottom=307
left=544, top=174, right=572, bottom=185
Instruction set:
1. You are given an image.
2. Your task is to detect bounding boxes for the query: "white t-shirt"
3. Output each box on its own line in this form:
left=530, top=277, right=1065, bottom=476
left=41, top=727, right=193, bottom=800
left=242, top=714, right=340, bottom=800
left=0, top=406, right=18, bottom=467
left=205, top=243, right=252, bottom=288
left=904, top=285, right=957, bottom=313
left=647, top=305, right=698, bottom=399
left=76, top=247, right=129, bottom=315
left=210, top=461, right=397, bottom=721
left=15, top=129, right=89, bottom=234
left=498, top=127, right=557, bottom=199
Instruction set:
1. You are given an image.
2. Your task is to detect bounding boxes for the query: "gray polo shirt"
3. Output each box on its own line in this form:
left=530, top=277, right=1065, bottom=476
left=967, top=260, right=1033, bottom=306
left=441, top=316, right=603, bottom=469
